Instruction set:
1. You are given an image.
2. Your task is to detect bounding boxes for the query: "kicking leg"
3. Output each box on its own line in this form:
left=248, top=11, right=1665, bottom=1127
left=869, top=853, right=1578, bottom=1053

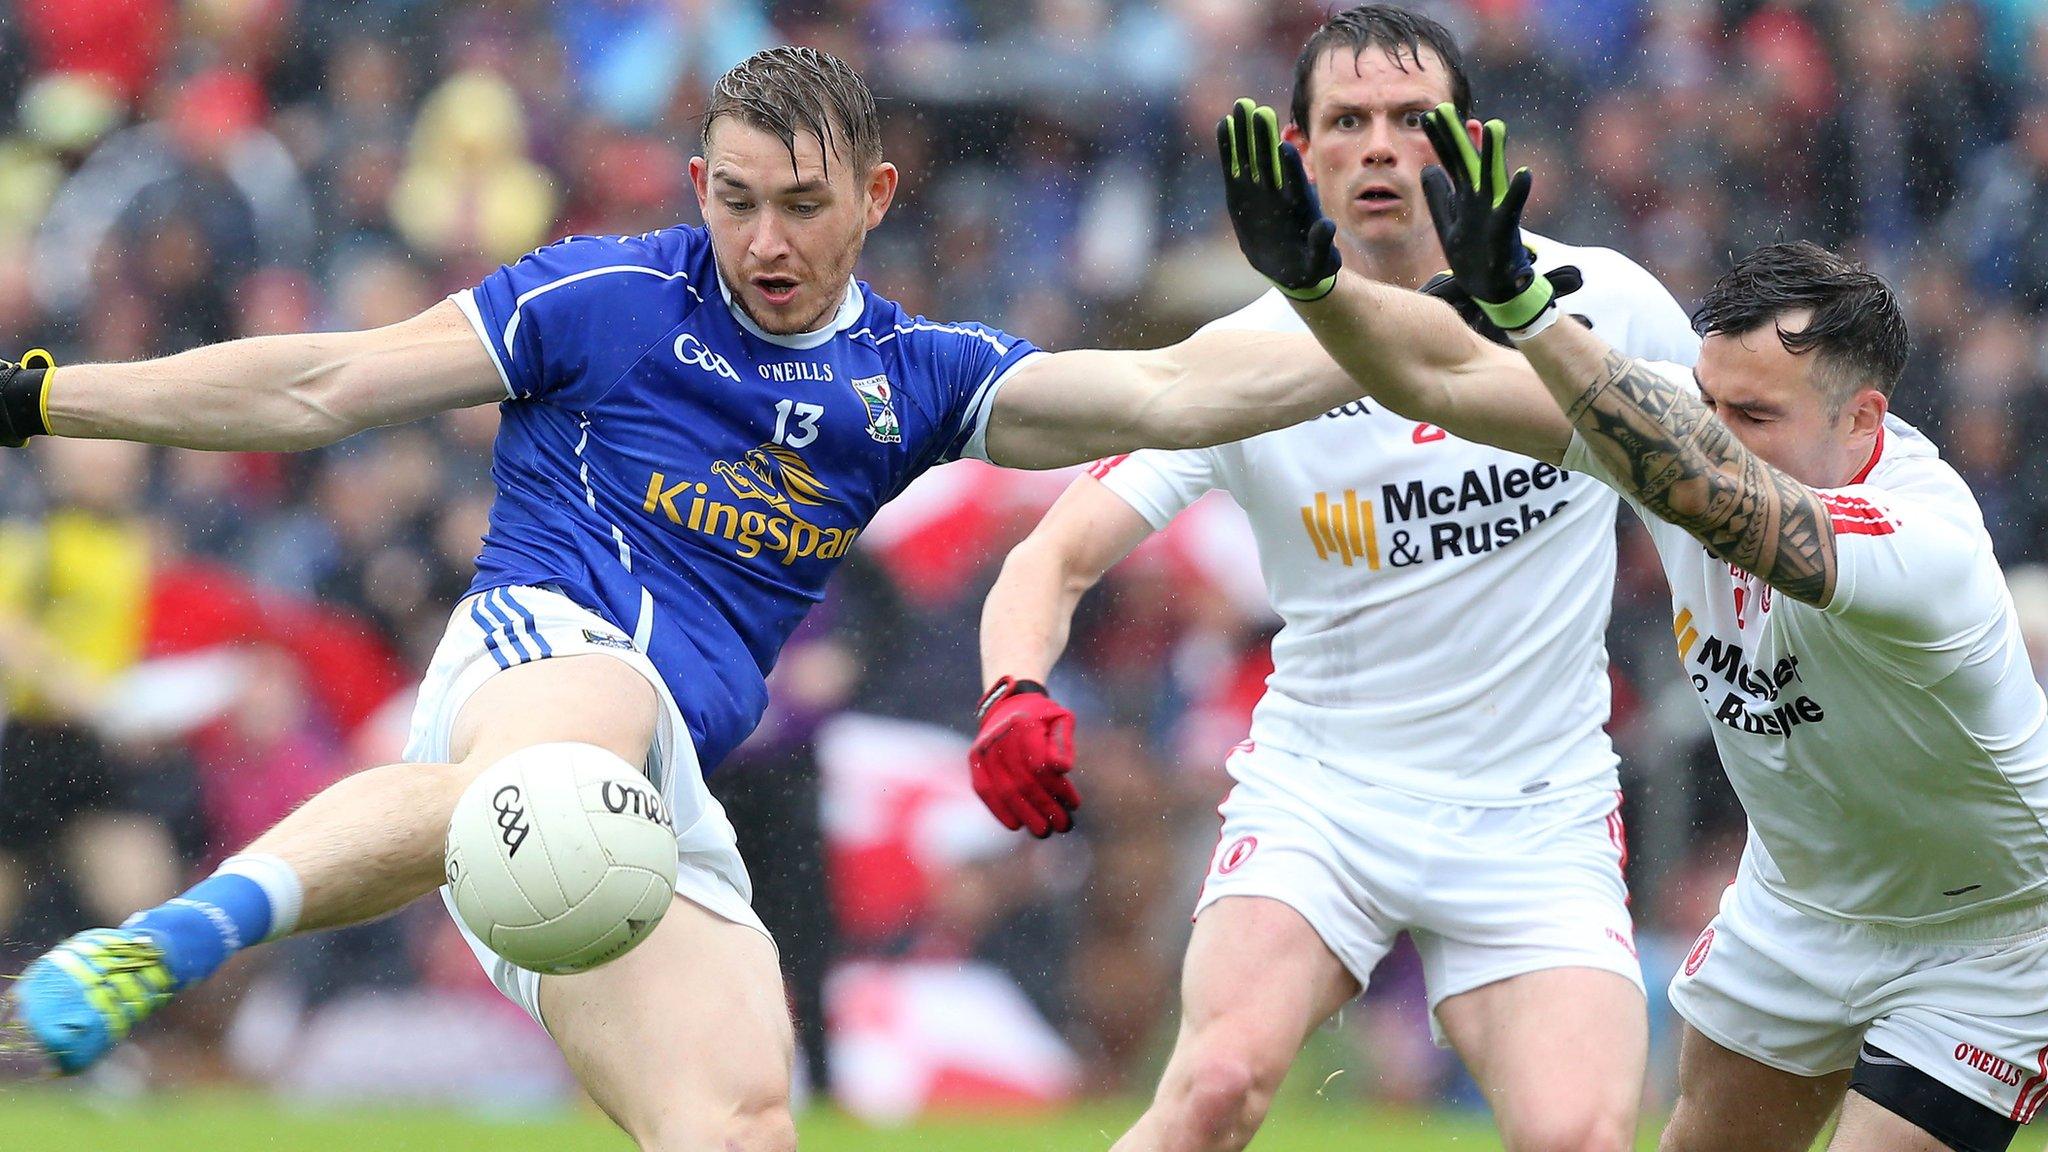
left=540, top=896, right=795, bottom=1152
left=247, top=652, right=657, bottom=929
left=1436, top=966, right=1646, bottom=1152
left=1660, top=1024, right=1851, bottom=1152
left=8, top=652, right=657, bottom=1073
left=1112, top=896, right=1361, bottom=1152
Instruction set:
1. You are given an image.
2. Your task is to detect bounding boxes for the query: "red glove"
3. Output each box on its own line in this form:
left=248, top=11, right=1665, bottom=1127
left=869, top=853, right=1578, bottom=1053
left=970, top=677, right=1079, bottom=837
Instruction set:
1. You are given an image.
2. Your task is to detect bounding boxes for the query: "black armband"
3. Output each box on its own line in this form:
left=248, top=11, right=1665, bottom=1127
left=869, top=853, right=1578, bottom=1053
left=0, top=353, right=54, bottom=448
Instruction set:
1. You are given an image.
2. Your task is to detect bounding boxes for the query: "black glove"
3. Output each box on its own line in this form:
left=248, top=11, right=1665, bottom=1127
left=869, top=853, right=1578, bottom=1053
left=0, top=351, right=55, bottom=448
left=1423, top=262, right=1583, bottom=347
left=1217, top=98, right=1340, bottom=301
left=1418, top=104, right=1564, bottom=334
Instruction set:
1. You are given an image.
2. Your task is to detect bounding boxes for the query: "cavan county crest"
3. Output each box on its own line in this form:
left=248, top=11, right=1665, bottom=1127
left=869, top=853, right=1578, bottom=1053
left=849, top=374, right=902, bottom=444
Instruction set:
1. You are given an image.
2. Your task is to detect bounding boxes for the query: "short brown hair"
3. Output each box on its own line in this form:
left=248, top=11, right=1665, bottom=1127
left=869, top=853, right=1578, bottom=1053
left=703, top=46, right=882, bottom=178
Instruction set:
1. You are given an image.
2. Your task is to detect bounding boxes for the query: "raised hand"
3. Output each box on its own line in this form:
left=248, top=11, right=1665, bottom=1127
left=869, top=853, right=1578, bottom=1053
left=1418, top=104, right=1560, bottom=334
left=1216, top=98, right=1341, bottom=301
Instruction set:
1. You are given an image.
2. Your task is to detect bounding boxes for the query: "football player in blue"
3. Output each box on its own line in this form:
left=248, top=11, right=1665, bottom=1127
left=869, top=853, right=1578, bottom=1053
left=0, top=46, right=1375, bottom=1151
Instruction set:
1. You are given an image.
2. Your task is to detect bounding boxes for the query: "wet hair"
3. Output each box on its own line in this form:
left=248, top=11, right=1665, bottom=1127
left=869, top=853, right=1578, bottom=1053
left=702, top=46, right=881, bottom=178
left=1693, top=241, right=1911, bottom=403
left=1290, top=4, right=1473, bottom=135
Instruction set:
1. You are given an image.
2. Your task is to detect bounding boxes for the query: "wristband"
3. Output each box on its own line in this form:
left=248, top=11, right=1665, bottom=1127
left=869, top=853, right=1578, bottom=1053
left=976, top=676, right=1047, bottom=722
left=1474, top=275, right=1555, bottom=333
left=0, top=349, right=55, bottom=446
left=1276, top=274, right=1338, bottom=303
left=1504, top=304, right=1563, bottom=343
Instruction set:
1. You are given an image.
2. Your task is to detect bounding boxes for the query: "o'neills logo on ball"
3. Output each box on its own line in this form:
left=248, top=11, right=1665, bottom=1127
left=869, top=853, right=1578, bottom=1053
left=1217, top=835, right=1258, bottom=875
left=601, top=780, right=674, bottom=832
left=1683, top=927, right=1715, bottom=976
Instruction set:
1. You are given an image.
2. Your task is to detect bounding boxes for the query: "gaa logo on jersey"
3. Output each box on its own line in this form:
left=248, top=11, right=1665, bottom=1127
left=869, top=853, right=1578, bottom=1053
left=849, top=374, right=901, bottom=444
left=675, top=333, right=740, bottom=383
left=1216, top=835, right=1258, bottom=875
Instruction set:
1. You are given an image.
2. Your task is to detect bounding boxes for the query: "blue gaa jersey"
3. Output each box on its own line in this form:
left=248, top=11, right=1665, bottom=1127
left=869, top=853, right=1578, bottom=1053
left=452, top=226, right=1039, bottom=771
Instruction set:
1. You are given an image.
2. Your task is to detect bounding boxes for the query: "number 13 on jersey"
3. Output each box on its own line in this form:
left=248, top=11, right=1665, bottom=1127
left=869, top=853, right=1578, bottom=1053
left=773, top=399, right=823, bottom=447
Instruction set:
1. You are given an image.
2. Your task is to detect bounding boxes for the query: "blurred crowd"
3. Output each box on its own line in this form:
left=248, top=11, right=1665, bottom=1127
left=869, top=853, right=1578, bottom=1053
left=2, top=0, right=2047, bottom=1116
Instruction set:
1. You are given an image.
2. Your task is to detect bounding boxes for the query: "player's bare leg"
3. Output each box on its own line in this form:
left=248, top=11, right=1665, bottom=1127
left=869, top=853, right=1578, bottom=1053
left=1659, top=1025, right=1851, bottom=1152
left=541, top=896, right=796, bottom=1152
left=1825, top=1091, right=1957, bottom=1152
left=1113, top=896, right=1360, bottom=1152
left=1435, top=966, right=1645, bottom=1152
left=248, top=653, right=658, bottom=930
left=8, top=654, right=658, bottom=1073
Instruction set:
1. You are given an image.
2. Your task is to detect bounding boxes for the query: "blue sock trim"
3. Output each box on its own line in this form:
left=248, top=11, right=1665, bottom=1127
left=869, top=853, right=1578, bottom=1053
left=124, top=873, right=275, bottom=987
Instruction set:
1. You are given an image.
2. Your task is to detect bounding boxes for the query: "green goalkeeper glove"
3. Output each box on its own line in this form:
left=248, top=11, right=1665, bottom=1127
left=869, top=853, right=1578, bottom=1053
left=0, top=350, right=55, bottom=447
left=1423, top=262, right=1583, bottom=346
left=1418, top=104, right=1566, bottom=335
left=1216, top=98, right=1341, bottom=302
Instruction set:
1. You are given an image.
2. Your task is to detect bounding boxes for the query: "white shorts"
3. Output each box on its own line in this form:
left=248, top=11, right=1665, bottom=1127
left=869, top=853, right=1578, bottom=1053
left=1195, top=742, right=1642, bottom=1042
left=403, top=584, right=771, bottom=1027
left=1671, top=874, right=2048, bottom=1123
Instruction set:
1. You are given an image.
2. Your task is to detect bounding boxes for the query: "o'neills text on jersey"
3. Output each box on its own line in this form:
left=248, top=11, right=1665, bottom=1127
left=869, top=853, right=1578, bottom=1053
left=759, top=361, right=834, bottom=383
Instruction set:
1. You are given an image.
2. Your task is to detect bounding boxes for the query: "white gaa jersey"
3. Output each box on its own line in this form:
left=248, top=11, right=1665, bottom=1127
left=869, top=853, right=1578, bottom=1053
left=1096, top=235, right=1699, bottom=803
left=1566, top=365, right=2048, bottom=924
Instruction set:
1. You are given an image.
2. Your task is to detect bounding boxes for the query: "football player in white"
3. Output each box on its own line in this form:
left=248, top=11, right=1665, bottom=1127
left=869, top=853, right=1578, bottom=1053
left=1221, top=91, right=2048, bottom=1152
left=972, top=9, right=1696, bottom=1151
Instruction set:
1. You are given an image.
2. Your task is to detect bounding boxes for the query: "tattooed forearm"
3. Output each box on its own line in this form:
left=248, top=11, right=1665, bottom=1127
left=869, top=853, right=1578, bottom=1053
left=1569, top=349, right=1836, bottom=605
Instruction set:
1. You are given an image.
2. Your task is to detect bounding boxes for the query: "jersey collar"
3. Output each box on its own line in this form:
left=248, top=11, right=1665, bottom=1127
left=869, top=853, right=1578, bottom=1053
left=717, top=272, right=864, bottom=350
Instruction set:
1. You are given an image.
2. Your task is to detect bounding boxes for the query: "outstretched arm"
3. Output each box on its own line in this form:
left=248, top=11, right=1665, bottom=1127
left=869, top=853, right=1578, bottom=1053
left=1212, top=98, right=1571, bottom=463
left=1515, top=313, right=1836, bottom=605
left=1418, top=104, right=1837, bottom=605
left=1286, top=271, right=1571, bottom=462
left=982, top=99, right=1574, bottom=472
left=980, top=328, right=1364, bottom=470
left=24, top=299, right=504, bottom=451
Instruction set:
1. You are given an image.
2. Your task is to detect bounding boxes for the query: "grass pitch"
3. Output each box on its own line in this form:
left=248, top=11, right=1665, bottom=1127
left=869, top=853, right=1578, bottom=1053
left=0, top=1092, right=1523, bottom=1151
left=10, top=1089, right=2030, bottom=1149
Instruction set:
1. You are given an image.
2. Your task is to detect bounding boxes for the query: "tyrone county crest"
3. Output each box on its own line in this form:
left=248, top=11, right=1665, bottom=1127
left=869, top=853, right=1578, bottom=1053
left=849, top=374, right=901, bottom=444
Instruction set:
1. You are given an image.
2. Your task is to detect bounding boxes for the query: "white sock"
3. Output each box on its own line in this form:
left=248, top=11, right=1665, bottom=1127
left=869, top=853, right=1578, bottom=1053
left=214, top=853, right=306, bottom=942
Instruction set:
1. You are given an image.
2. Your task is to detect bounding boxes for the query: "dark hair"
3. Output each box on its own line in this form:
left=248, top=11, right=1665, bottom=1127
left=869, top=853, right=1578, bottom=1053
left=1290, top=5, right=1472, bottom=136
left=703, top=46, right=882, bottom=178
left=1692, top=241, right=1911, bottom=402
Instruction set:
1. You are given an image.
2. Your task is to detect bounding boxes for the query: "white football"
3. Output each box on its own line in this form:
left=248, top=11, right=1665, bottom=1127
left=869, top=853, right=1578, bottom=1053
left=444, top=742, right=678, bottom=975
